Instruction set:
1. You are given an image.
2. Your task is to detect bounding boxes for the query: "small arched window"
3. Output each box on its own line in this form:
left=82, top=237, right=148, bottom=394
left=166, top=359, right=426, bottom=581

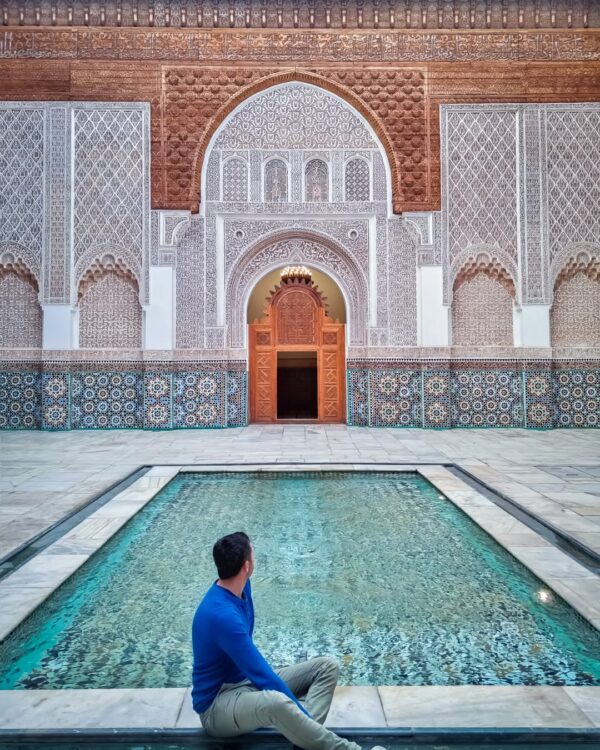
left=264, top=159, right=288, bottom=202
left=305, top=159, right=329, bottom=202
left=345, top=158, right=370, bottom=201
left=222, top=157, right=248, bottom=202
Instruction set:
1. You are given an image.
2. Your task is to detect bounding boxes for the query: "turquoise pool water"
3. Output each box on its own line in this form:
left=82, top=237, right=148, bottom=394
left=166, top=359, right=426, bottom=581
left=0, top=471, right=599, bottom=689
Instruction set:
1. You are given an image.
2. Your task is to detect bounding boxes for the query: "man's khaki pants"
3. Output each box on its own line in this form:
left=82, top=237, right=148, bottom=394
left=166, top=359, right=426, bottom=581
left=199, top=657, right=361, bottom=750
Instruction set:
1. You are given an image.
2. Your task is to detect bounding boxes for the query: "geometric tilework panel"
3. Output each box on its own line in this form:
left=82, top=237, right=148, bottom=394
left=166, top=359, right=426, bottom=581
left=346, top=369, right=369, bottom=426
left=144, top=371, right=173, bottom=429
left=553, top=369, right=600, bottom=428
left=369, top=369, right=422, bottom=427
left=71, top=372, right=144, bottom=429
left=347, top=364, right=599, bottom=429
left=423, top=369, right=452, bottom=429
left=524, top=369, right=554, bottom=429
left=551, top=273, right=600, bottom=347
left=42, top=372, right=70, bottom=430
left=0, top=273, right=43, bottom=348
left=227, top=370, right=248, bottom=428
left=450, top=370, right=522, bottom=428
left=0, top=366, right=249, bottom=430
left=0, top=371, right=40, bottom=429
left=1, top=364, right=599, bottom=430
left=173, top=372, right=226, bottom=428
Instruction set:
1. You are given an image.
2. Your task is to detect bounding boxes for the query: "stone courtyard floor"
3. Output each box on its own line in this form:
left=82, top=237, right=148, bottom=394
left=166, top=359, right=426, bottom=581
left=1, top=426, right=599, bottom=562
left=0, top=427, right=599, bottom=735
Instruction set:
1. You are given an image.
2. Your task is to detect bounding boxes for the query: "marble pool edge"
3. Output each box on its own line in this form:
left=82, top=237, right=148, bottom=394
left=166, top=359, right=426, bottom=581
left=0, top=463, right=598, bottom=732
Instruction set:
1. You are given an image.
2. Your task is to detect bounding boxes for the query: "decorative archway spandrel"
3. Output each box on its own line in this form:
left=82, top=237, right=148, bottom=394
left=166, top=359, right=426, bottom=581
left=162, top=67, right=428, bottom=214
left=227, top=233, right=368, bottom=348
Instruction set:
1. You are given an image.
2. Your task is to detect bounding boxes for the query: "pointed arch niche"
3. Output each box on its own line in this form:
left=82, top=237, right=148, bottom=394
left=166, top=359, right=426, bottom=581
left=77, top=253, right=142, bottom=348
left=248, top=267, right=346, bottom=424
left=0, top=249, right=42, bottom=349
left=551, top=251, right=600, bottom=347
left=450, top=252, right=516, bottom=346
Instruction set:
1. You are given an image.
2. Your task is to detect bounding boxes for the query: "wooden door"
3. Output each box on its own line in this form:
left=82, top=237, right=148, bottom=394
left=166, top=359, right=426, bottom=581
left=319, top=323, right=345, bottom=422
left=249, top=280, right=345, bottom=423
left=249, top=325, right=276, bottom=423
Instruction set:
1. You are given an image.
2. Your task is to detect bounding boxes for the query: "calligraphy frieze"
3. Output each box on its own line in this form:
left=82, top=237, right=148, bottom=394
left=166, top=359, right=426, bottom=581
left=1, top=29, right=600, bottom=62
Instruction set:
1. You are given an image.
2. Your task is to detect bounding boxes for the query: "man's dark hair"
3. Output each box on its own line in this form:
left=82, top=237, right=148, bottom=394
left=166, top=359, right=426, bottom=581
left=213, top=531, right=252, bottom=579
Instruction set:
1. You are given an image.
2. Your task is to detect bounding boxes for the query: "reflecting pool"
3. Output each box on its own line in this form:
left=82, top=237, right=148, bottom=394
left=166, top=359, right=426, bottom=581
left=0, top=472, right=599, bottom=689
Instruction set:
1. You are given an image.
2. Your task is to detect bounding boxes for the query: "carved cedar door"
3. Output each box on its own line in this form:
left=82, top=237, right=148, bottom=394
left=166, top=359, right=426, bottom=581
left=249, top=277, right=345, bottom=423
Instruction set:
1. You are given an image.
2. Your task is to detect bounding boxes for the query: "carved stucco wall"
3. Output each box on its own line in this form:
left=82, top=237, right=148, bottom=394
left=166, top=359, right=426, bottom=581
left=213, top=83, right=376, bottom=152
left=0, top=109, right=44, bottom=284
left=0, top=101, right=149, bottom=349
left=0, top=101, right=149, bottom=315
left=0, top=107, right=45, bottom=344
left=164, top=68, right=425, bottom=214
left=445, top=109, right=518, bottom=265
left=441, top=105, right=519, bottom=305
left=452, top=272, right=514, bottom=347
left=79, top=271, right=142, bottom=349
left=72, top=106, right=149, bottom=300
left=184, top=81, right=420, bottom=350
left=1, top=94, right=599, bottom=354
left=551, top=272, right=600, bottom=347
left=175, top=217, right=204, bottom=349
left=441, top=103, right=600, bottom=339
left=227, top=235, right=369, bottom=348
left=0, top=270, right=42, bottom=348
left=546, top=109, right=600, bottom=271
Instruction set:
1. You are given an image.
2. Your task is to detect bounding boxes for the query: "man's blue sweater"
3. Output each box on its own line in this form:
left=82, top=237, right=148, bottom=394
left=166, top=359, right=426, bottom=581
left=191, top=579, right=307, bottom=715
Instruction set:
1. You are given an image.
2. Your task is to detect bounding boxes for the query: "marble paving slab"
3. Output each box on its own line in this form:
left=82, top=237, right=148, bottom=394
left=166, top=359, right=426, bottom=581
left=325, top=686, right=386, bottom=727
left=0, top=687, right=598, bottom=730
left=0, top=689, right=186, bottom=729
left=378, top=686, right=598, bottom=728
left=564, top=687, right=600, bottom=728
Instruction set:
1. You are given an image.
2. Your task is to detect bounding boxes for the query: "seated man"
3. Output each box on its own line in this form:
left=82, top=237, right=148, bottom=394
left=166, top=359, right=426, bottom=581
left=192, top=531, right=381, bottom=750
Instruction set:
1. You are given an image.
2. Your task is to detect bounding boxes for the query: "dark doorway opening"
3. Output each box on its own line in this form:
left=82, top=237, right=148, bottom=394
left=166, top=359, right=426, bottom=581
left=277, top=351, right=318, bottom=420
